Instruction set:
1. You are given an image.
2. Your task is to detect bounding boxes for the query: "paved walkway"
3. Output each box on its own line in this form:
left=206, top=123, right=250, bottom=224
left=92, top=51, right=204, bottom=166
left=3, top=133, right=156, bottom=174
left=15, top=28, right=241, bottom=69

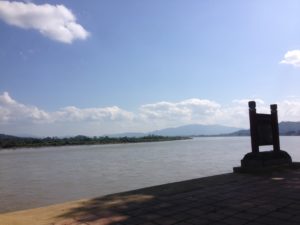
left=1, top=168, right=300, bottom=225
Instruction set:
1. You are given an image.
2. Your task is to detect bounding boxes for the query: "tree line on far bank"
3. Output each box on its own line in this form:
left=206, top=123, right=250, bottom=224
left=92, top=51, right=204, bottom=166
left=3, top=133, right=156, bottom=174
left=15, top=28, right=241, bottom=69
left=0, top=134, right=189, bottom=149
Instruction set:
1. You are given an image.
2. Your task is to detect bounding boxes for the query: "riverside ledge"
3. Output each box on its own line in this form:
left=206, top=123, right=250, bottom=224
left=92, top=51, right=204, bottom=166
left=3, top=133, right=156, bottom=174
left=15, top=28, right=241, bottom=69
left=1, top=168, right=300, bottom=225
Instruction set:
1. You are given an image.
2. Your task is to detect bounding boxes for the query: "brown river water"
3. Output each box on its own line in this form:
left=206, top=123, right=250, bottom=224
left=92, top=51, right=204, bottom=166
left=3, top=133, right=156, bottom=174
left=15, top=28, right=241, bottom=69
left=0, top=136, right=299, bottom=213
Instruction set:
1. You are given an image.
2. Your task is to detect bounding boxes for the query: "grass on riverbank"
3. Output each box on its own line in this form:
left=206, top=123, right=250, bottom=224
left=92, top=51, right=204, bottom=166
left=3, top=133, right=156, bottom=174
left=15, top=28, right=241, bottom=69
left=0, top=134, right=190, bottom=149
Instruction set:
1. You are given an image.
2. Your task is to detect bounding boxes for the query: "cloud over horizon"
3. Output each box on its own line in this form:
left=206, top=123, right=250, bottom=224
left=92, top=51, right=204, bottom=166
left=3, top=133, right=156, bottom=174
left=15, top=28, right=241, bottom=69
left=280, top=50, right=300, bottom=67
left=0, top=92, right=50, bottom=123
left=139, top=99, right=222, bottom=127
left=0, top=1, right=89, bottom=43
left=0, top=92, right=133, bottom=125
left=1, top=92, right=300, bottom=136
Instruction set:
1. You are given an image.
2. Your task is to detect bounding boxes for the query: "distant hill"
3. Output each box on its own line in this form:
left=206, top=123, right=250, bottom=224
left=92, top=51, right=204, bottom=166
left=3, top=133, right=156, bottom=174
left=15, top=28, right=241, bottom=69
left=0, top=134, right=21, bottom=140
left=230, top=121, right=300, bottom=136
left=107, top=132, right=146, bottom=138
left=107, top=124, right=241, bottom=137
left=279, top=121, right=300, bottom=135
left=150, top=124, right=241, bottom=136
left=229, top=129, right=250, bottom=136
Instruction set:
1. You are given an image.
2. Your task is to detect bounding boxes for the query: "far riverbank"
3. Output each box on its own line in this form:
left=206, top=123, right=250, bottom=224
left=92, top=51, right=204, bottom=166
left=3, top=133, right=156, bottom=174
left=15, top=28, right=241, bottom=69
left=0, top=134, right=190, bottom=149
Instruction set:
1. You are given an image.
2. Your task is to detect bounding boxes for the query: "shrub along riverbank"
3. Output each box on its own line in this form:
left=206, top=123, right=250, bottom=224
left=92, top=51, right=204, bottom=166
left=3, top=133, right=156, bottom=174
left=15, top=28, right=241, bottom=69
left=0, top=134, right=190, bottom=149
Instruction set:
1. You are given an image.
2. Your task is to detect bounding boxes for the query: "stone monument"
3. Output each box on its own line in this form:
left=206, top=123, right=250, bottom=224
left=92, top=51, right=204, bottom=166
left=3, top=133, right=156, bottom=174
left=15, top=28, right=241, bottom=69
left=233, top=101, right=292, bottom=173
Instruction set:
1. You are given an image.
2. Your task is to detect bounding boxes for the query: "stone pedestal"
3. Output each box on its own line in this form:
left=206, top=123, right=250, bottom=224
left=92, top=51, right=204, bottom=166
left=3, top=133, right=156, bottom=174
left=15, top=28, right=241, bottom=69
left=233, top=150, right=292, bottom=173
left=233, top=101, right=294, bottom=173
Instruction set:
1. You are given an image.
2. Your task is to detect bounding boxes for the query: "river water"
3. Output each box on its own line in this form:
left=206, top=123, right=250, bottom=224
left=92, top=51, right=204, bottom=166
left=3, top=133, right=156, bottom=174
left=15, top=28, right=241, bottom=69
left=0, top=137, right=299, bottom=213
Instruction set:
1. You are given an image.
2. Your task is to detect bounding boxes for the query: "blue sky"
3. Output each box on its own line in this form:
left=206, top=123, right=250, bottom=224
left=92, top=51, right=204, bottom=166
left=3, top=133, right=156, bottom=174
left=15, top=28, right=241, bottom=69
left=1, top=0, right=300, bottom=136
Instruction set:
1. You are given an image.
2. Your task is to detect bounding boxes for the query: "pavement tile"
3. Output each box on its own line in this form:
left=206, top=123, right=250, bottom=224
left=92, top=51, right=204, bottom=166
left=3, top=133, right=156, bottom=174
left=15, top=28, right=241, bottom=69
left=233, top=212, right=260, bottom=221
left=255, top=216, right=284, bottom=225
left=245, top=207, right=274, bottom=215
left=222, top=216, right=250, bottom=225
left=121, top=217, right=145, bottom=225
left=137, top=213, right=162, bottom=221
left=121, top=221, right=157, bottom=225
left=126, top=208, right=151, bottom=217
left=152, top=202, right=173, bottom=210
left=170, top=212, right=195, bottom=223
left=287, top=203, right=300, bottom=211
left=153, top=217, right=179, bottom=225
left=162, top=204, right=191, bottom=214
left=185, top=207, right=207, bottom=217
left=187, top=201, right=205, bottom=209
left=246, top=222, right=267, bottom=225
left=138, top=223, right=157, bottom=225
left=257, top=204, right=278, bottom=212
left=289, top=214, right=300, bottom=223
left=156, top=207, right=186, bottom=217
left=184, top=217, right=212, bottom=225
left=267, top=211, right=293, bottom=220
left=174, top=222, right=194, bottom=225
left=217, top=208, right=240, bottom=217
left=207, top=212, right=229, bottom=221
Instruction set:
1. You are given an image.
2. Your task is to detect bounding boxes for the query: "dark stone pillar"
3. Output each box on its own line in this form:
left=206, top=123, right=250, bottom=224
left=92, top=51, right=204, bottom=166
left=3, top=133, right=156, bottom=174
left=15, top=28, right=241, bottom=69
left=271, top=104, right=280, bottom=152
left=249, top=101, right=258, bottom=154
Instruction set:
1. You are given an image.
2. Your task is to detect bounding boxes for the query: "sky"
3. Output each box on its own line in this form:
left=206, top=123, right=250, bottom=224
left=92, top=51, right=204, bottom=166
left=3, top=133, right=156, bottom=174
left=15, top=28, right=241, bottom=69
left=1, top=0, right=300, bottom=136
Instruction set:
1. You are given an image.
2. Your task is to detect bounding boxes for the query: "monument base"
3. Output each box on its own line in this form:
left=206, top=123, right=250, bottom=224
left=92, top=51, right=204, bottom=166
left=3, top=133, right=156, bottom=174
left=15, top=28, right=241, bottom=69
left=233, top=150, right=293, bottom=173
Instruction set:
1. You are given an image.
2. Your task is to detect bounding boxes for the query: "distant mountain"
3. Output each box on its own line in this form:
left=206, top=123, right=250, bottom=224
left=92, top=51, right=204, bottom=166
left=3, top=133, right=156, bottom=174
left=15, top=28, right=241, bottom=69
left=0, top=134, right=21, bottom=140
left=107, top=132, right=146, bottom=138
left=229, top=121, right=300, bottom=136
left=0, top=133, right=40, bottom=138
left=150, top=124, right=241, bottom=136
left=229, top=129, right=250, bottom=136
left=106, top=124, right=241, bottom=137
left=279, top=121, right=300, bottom=135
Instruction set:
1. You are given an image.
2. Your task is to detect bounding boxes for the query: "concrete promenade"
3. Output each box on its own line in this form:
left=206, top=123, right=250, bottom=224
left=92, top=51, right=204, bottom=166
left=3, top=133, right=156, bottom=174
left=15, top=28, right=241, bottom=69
left=1, top=168, right=300, bottom=225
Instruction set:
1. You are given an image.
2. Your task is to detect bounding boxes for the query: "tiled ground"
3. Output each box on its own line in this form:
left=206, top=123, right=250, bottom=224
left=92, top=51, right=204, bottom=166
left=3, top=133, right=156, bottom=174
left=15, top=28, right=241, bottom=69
left=51, top=168, right=300, bottom=225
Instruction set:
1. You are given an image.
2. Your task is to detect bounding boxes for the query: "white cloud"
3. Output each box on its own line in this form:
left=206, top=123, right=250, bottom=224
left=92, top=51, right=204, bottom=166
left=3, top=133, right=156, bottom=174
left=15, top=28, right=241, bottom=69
left=0, top=92, right=50, bottom=123
left=232, top=98, right=265, bottom=105
left=0, top=1, right=89, bottom=43
left=53, top=106, right=134, bottom=122
left=2, top=92, right=300, bottom=136
left=139, top=98, right=300, bottom=129
left=139, top=99, right=248, bottom=129
left=278, top=100, right=300, bottom=122
left=0, top=92, right=133, bottom=125
left=139, top=99, right=221, bottom=124
left=280, top=50, right=300, bottom=67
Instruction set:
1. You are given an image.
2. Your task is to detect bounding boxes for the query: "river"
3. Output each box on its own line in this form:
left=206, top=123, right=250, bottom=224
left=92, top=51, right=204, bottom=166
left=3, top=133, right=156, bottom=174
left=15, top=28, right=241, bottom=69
left=0, top=136, right=299, bottom=213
